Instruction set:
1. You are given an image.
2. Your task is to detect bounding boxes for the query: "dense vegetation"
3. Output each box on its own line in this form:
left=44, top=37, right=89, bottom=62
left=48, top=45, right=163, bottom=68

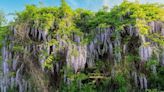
left=0, top=0, right=164, bottom=92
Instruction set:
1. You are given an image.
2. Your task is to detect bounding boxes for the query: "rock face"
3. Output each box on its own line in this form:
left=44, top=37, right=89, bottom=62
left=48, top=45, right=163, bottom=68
left=0, top=21, right=164, bottom=92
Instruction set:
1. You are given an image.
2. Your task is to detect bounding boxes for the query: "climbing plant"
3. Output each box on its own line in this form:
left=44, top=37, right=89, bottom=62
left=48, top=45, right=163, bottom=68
left=1, top=0, right=164, bottom=92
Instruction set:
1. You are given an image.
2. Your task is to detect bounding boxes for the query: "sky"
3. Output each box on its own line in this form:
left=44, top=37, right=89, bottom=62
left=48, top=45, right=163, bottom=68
left=0, top=0, right=164, bottom=22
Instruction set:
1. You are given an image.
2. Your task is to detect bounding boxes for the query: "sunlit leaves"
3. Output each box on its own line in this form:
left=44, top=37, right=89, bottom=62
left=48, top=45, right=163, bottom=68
left=48, top=39, right=59, bottom=46
left=147, top=33, right=164, bottom=46
left=44, top=55, right=54, bottom=69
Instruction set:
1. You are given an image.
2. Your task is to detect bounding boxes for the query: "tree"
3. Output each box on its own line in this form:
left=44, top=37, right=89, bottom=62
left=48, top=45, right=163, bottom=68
left=60, top=0, right=73, bottom=17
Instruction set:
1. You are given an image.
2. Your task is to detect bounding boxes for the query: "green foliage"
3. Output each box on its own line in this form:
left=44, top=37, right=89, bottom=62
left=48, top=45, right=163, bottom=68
left=87, top=1, right=164, bottom=35
left=9, top=1, right=164, bottom=92
left=126, top=54, right=140, bottom=62
left=0, top=26, right=8, bottom=48
left=60, top=72, right=95, bottom=92
left=0, top=10, right=7, bottom=48
left=157, top=67, right=164, bottom=89
left=74, top=8, right=93, bottom=32
left=147, top=59, right=159, bottom=67
left=60, top=0, right=73, bottom=18
left=88, top=10, right=109, bottom=30
left=12, top=45, right=23, bottom=52
left=6, top=86, right=17, bottom=92
left=0, top=10, right=6, bottom=26
left=16, top=5, right=57, bottom=31
left=146, top=89, right=158, bottom=92
left=44, top=55, right=54, bottom=69
left=147, top=33, right=164, bottom=45
left=148, top=67, right=164, bottom=90
left=106, top=73, right=128, bottom=92
left=48, top=39, right=59, bottom=46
